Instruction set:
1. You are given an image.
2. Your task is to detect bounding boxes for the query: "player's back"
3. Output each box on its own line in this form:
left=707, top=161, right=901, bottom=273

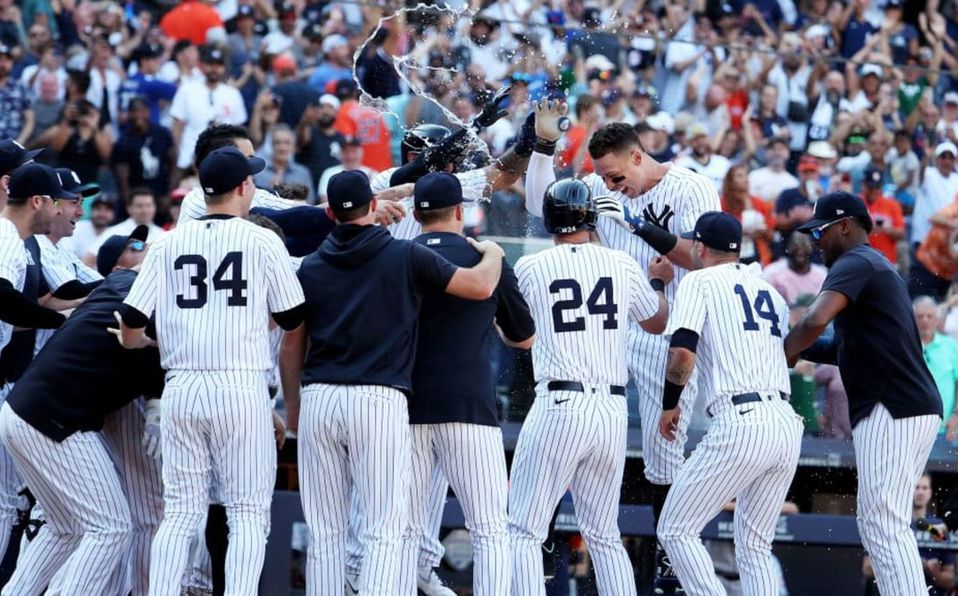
left=148, top=216, right=293, bottom=371
left=679, top=263, right=790, bottom=400
left=516, top=242, right=648, bottom=386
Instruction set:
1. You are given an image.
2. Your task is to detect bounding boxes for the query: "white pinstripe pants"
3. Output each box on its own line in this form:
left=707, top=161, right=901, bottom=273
left=399, top=423, right=510, bottom=595
left=148, top=371, right=275, bottom=596
left=0, top=403, right=133, bottom=596
left=509, top=385, right=635, bottom=596
left=0, top=383, right=22, bottom=566
left=298, top=383, right=410, bottom=595
left=345, top=463, right=447, bottom=576
left=853, top=403, right=939, bottom=596
left=658, top=397, right=803, bottom=596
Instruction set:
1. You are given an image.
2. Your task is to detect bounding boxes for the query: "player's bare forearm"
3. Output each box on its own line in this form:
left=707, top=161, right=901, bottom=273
left=279, top=325, right=307, bottom=433
left=784, top=291, right=848, bottom=364
left=489, top=147, right=528, bottom=191
left=667, top=238, right=698, bottom=270
left=640, top=293, right=669, bottom=334
left=665, top=347, right=696, bottom=386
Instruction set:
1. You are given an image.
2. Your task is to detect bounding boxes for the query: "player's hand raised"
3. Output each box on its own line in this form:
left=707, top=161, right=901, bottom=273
left=107, top=311, right=156, bottom=349
left=474, top=85, right=512, bottom=130
left=595, top=196, right=642, bottom=233
left=649, top=256, right=674, bottom=287
left=534, top=97, right=570, bottom=143
left=467, top=237, right=505, bottom=260
left=659, top=407, right=681, bottom=441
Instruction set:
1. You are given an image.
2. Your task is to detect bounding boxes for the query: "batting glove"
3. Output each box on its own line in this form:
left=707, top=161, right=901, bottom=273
left=596, top=196, right=642, bottom=233
left=473, top=85, right=511, bottom=130
left=534, top=98, right=570, bottom=143
left=142, top=399, right=162, bottom=460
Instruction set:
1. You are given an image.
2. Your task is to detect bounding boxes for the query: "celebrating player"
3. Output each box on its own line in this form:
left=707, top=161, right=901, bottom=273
left=509, top=177, right=672, bottom=595
left=785, top=192, right=943, bottom=595
left=656, top=211, right=803, bottom=595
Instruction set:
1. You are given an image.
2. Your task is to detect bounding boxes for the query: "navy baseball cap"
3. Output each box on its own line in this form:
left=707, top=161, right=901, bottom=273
left=414, top=172, right=462, bottom=211
left=681, top=211, right=742, bottom=253
left=55, top=168, right=100, bottom=199
left=327, top=170, right=374, bottom=211
left=200, top=46, right=225, bottom=64
left=198, top=147, right=265, bottom=195
left=0, top=140, right=42, bottom=176
left=97, top=224, right=149, bottom=277
left=862, top=166, right=884, bottom=187
left=797, top=191, right=873, bottom=233
left=8, top=163, right=79, bottom=202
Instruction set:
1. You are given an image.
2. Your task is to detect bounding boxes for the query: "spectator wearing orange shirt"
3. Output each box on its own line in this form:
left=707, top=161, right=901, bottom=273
left=558, top=94, right=601, bottom=175
left=912, top=196, right=958, bottom=301
left=721, top=164, right=775, bottom=265
left=158, top=0, right=225, bottom=46
left=332, top=79, right=393, bottom=172
left=861, top=166, right=905, bottom=265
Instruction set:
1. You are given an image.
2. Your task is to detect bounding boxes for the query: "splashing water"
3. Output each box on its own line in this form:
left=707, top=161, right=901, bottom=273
left=351, top=3, right=498, bottom=197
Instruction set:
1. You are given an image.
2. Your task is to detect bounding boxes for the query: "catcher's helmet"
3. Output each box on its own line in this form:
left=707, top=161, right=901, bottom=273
left=401, top=124, right=451, bottom=164
left=543, top=178, right=596, bottom=234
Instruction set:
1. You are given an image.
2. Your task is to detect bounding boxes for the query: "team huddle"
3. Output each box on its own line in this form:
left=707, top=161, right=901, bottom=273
left=0, top=96, right=945, bottom=596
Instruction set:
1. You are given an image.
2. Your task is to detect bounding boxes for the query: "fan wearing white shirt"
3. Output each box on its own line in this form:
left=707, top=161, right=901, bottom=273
left=85, top=188, right=165, bottom=265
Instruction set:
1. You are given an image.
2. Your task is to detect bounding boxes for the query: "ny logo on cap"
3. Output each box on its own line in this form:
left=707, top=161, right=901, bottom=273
left=12, top=141, right=24, bottom=150
left=70, top=171, right=81, bottom=185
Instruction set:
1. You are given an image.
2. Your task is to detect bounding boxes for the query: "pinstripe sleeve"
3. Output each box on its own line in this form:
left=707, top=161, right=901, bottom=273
left=370, top=169, right=393, bottom=193
left=38, top=239, right=74, bottom=291
left=178, top=189, right=208, bottom=223
left=666, top=271, right=708, bottom=336
left=252, top=188, right=303, bottom=211
left=678, top=172, right=721, bottom=234
left=263, top=234, right=305, bottom=314
left=0, top=235, right=22, bottom=284
left=625, top=257, right=659, bottom=323
left=123, top=238, right=162, bottom=317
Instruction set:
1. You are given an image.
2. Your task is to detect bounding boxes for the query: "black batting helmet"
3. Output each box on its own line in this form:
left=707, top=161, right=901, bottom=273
left=402, top=124, right=451, bottom=164
left=543, top=178, right=596, bottom=234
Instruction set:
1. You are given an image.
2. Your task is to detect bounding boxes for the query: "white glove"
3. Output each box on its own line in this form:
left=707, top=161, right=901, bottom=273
left=142, top=399, right=162, bottom=460
left=534, top=98, right=570, bottom=143
left=595, top=196, right=638, bottom=233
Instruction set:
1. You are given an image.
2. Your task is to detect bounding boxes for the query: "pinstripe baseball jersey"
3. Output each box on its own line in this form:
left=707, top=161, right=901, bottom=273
left=666, top=262, right=791, bottom=412
left=124, top=215, right=304, bottom=371
left=0, top=218, right=28, bottom=354
left=515, top=242, right=659, bottom=386
left=35, top=235, right=104, bottom=353
left=372, top=166, right=489, bottom=241
left=178, top=187, right=302, bottom=223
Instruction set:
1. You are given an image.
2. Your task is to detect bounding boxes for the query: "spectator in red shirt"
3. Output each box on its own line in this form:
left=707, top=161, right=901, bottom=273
left=158, top=0, right=225, bottom=46
left=332, top=79, right=393, bottom=172
left=861, top=165, right=905, bottom=264
left=559, top=94, right=601, bottom=175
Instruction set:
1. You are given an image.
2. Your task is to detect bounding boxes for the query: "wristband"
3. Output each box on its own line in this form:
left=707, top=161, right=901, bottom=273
left=650, top=278, right=665, bottom=292
left=662, top=379, right=685, bottom=411
left=635, top=220, right=678, bottom=256
left=534, top=138, right=557, bottom=155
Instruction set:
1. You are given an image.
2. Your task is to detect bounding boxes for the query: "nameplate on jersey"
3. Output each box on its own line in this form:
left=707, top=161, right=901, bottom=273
left=427, top=238, right=441, bottom=245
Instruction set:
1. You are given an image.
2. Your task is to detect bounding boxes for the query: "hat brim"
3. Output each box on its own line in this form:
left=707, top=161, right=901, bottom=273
left=247, top=156, right=266, bottom=176
left=130, top=224, right=150, bottom=242
left=53, top=188, right=80, bottom=201
left=22, top=148, right=43, bottom=163
left=75, top=182, right=101, bottom=199
left=796, top=218, right=833, bottom=233
left=680, top=231, right=697, bottom=240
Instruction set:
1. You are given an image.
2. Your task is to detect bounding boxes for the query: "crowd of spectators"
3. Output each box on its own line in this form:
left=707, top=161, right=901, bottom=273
left=4, top=0, right=958, bottom=441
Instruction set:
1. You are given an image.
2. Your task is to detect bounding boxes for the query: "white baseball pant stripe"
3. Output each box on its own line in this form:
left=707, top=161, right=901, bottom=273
left=298, top=383, right=410, bottom=595
left=853, top=403, right=939, bottom=596
left=0, top=383, right=21, bottom=566
left=148, top=370, right=275, bottom=596
left=400, top=423, right=510, bottom=595
left=630, top=333, right=698, bottom=485
left=346, top=464, right=447, bottom=576
left=658, top=397, right=803, bottom=596
left=509, top=385, right=635, bottom=596
left=102, top=397, right=164, bottom=596
left=0, top=403, right=132, bottom=595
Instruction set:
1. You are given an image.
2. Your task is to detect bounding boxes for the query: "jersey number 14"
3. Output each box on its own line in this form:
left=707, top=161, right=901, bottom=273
left=174, top=252, right=249, bottom=309
left=733, top=284, right=781, bottom=336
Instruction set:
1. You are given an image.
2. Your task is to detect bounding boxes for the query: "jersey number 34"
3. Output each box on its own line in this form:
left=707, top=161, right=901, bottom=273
left=174, top=252, right=248, bottom=309
left=549, top=277, right=617, bottom=333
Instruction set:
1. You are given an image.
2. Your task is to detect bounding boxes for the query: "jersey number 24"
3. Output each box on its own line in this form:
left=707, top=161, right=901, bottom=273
left=549, top=277, right=617, bottom=333
left=733, top=284, right=781, bottom=337
left=174, top=252, right=248, bottom=309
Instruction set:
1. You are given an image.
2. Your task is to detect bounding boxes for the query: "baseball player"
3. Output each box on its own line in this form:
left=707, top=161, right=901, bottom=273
left=785, top=192, right=943, bottom=595
left=525, top=107, right=720, bottom=592
left=0, top=226, right=159, bottom=596
left=0, top=163, right=72, bottom=565
left=655, top=211, right=803, bottom=595
left=279, top=170, right=506, bottom=595
left=396, top=173, right=535, bottom=595
left=115, top=146, right=306, bottom=595
left=509, top=178, right=672, bottom=595
left=0, top=140, right=42, bottom=206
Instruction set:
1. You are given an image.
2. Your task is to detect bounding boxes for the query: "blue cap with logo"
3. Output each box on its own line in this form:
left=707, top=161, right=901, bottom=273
left=0, top=140, right=42, bottom=176
left=198, top=147, right=265, bottom=195
left=97, top=224, right=149, bottom=277
left=681, top=211, right=742, bottom=253
left=327, top=170, right=374, bottom=211
left=797, top=191, right=873, bottom=234
left=414, top=172, right=463, bottom=211
left=8, top=163, right=79, bottom=202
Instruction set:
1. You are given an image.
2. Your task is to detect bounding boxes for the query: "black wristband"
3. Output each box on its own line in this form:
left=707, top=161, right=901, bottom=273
left=662, top=379, right=685, bottom=411
left=650, top=278, right=665, bottom=292
left=534, top=138, right=557, bottom=155
left=635, top=221, right=678, bottom=256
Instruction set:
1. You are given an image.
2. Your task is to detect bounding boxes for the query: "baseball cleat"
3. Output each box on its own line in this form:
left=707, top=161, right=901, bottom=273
left=417, top=566, right=456, bottom=595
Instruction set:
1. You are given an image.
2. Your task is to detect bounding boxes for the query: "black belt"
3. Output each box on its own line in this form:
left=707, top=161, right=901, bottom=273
left=547, top=381, right=626, bottom=396
left=731, top=391, right=789, bottom=405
